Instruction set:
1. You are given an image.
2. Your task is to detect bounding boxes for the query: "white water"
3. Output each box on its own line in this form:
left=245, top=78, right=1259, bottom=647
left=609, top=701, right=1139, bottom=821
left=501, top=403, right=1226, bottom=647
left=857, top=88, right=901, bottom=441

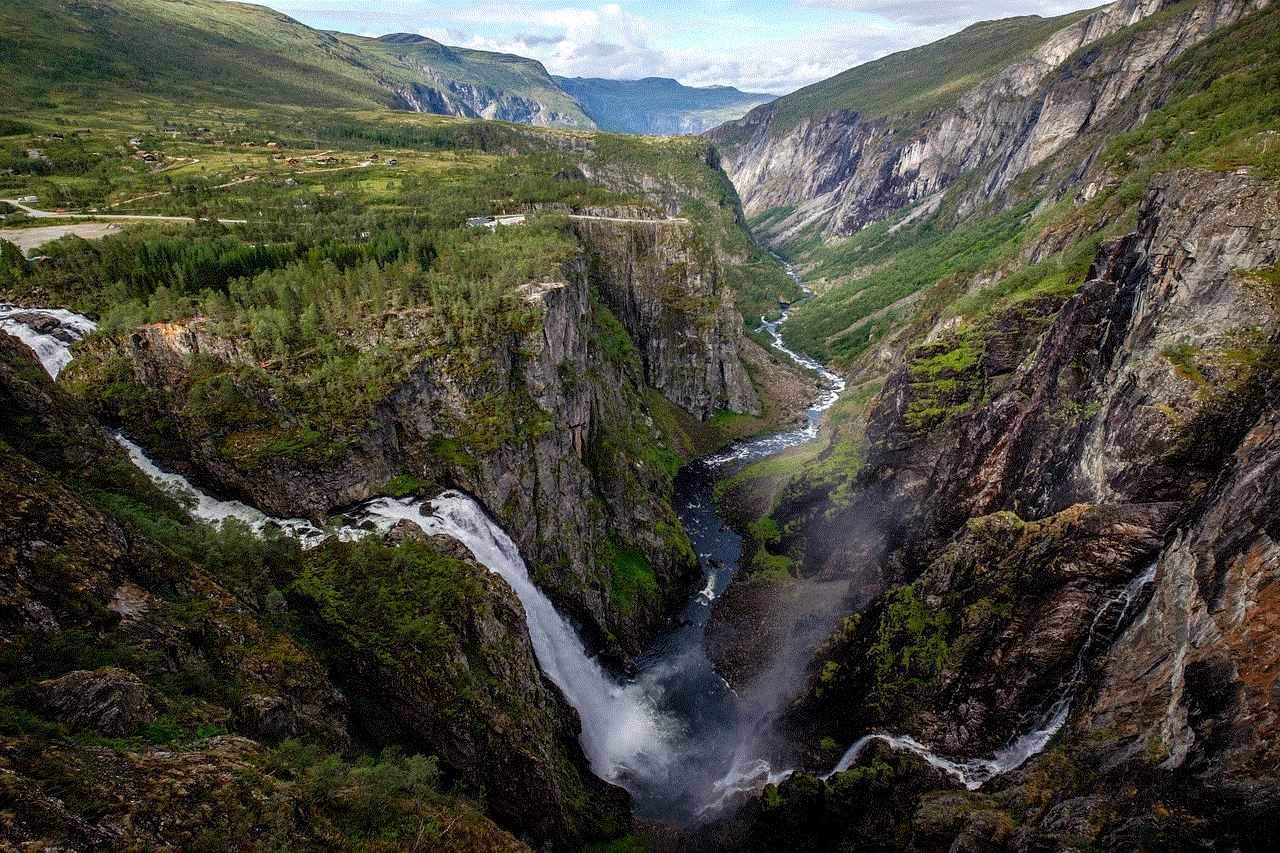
left=351, top=494, right=675, bottom=780
left=707, top=310, right=845, bottom=468
left=114, top=434, right=349, bottom=548
left=0, top=304, right=97, bottom=378
left=824, top=559, right=1161, bottom=787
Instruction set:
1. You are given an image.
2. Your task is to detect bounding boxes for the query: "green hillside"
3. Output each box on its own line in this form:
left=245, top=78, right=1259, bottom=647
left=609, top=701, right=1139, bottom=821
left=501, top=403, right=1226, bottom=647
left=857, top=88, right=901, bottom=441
left=0, top=0, right=593, bottom=125
left=740, top=10, right=1099, bottom=137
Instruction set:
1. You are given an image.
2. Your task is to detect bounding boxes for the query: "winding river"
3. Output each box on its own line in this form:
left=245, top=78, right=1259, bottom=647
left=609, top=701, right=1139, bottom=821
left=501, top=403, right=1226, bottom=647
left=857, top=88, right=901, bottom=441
left=7, top=297, right=1152, bottom=825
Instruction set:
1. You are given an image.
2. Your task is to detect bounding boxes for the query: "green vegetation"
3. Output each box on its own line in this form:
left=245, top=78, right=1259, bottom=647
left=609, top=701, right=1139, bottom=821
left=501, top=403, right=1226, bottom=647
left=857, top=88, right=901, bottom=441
left=0, top=0, right=592, bottom=126
left=601, top=539, right=660, bottom=616
left=1095, top=2, right=1280, bottom=181
left=782, top=200, right=1042, bottom=364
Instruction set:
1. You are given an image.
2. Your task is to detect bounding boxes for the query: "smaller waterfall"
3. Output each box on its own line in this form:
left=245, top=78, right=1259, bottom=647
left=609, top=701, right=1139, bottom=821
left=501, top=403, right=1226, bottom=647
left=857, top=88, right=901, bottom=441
left=825, top=559, right=1161, bottom=787
left=1, top=304, right=97, bottom=378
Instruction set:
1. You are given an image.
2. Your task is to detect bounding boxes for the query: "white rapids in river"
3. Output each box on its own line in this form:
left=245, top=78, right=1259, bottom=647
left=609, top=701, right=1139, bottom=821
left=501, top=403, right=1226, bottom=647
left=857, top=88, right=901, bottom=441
left=1, top=304, right=98, bottom=378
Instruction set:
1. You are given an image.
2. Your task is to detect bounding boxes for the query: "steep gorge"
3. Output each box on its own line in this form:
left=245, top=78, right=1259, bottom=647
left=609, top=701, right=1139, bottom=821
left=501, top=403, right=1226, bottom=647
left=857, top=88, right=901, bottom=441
left=64, top=216, right=768, bottom=663
left=695, top=0, right=1280, bottom=848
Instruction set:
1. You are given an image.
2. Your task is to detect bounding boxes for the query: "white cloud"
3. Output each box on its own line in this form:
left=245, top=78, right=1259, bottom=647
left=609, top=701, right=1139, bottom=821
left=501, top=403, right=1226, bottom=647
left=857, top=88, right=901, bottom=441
left=235, top=1, right=1105, bottom=93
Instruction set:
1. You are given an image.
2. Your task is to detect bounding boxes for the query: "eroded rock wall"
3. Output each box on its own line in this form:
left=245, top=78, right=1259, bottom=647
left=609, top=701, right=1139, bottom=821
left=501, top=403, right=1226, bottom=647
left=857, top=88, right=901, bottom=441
left=711, top=0, right=1270, bottom=244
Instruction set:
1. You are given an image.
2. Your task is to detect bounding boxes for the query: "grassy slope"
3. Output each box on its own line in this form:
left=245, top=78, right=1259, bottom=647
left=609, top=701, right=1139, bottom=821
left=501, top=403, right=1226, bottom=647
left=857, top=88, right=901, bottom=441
left=748, top=10, right=1099, bottom=136
left=0, top=0, right=592, bottom=125
left=554, top=76, right=774, bottom=133
left=346, top=34, right=594, bottom=126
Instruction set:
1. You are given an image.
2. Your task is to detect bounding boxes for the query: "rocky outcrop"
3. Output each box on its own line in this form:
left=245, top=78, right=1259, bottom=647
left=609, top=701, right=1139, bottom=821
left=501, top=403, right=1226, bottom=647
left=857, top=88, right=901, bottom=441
left=571, top=217, right=761, bottom=419
left=66, top=217, right=767, bottom=661
left=711, top=0, right=1270, bottom=244
left=787, top=502, right=1177, bottom=761
left=34, top=667, right=158, bottom=736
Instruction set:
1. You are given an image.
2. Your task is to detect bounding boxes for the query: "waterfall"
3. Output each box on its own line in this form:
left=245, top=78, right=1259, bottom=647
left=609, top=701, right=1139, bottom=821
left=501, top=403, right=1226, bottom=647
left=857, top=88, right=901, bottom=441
left=351, top=495, right=673, bottom=780
left=824, top=559, right=1161, bottom=787
left=1, top=304, right=97, bottom=378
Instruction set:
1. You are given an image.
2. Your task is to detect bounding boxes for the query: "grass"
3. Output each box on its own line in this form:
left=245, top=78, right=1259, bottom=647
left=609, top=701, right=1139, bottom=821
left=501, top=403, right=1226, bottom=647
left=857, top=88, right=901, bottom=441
left=737, top=9, right=1099, bottom=137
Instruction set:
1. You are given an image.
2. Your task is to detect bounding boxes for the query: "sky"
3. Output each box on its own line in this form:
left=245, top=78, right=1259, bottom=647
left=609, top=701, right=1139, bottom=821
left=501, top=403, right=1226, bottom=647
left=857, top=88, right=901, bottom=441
left=241, top=0, right=1104, bottom=94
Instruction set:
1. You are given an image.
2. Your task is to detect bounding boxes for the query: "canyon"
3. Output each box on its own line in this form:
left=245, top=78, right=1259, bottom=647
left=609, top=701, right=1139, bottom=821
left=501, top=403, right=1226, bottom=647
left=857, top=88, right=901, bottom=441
left=3, top=0, right=1280, bottom=850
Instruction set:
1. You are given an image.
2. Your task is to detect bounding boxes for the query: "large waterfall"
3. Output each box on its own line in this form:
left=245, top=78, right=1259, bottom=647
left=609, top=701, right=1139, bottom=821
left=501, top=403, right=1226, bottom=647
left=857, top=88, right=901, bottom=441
left=4, top=300, right=1140, bottom=824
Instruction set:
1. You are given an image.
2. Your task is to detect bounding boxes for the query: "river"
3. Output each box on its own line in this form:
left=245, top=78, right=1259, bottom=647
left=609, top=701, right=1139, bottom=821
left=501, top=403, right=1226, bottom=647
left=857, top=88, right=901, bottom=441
left=5, top=293, right=1163, bottom=827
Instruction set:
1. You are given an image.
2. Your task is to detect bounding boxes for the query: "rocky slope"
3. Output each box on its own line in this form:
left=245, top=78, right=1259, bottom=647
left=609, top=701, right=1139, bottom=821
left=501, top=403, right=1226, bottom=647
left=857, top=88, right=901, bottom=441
left=702, top=163, right=1280, bottom=852
left=64, top=214, right=764, bottom=663
left=710, top=0, right=1270, bottom=247
left=0, top=329, right=623, bottom=850
left=370, top=34, right=593, bottom=128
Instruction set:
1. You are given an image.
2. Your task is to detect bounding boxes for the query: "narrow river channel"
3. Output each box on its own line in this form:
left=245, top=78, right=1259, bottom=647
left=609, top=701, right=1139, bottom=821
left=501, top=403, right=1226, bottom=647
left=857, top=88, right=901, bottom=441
left=616, top=307, right=846, bottom=823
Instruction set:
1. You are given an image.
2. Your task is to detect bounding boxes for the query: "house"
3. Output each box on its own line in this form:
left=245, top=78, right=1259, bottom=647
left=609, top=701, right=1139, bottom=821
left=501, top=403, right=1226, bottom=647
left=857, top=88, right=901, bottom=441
left=315, top=156, right=339, bottom=165
left=241, top=141, right=257, bottom=148
left=386, top=158, right=397, bottom=165
left=286, top=158, right=299, bottom=166
left=266, top=142, right=280, bottom=149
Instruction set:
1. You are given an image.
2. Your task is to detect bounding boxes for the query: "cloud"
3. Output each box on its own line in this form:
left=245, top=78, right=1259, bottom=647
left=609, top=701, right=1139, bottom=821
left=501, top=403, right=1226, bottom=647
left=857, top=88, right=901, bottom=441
left=239, top=1, right=1102, bottom=94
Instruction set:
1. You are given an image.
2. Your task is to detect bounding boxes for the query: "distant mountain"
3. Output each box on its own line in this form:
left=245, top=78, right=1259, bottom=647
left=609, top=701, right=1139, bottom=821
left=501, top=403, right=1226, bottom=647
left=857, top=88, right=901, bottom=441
left=553, top=76, right=774, bottom=135
left=364, top=34, right=593, bottom=128
left=0, top=0, right=594, bottom=128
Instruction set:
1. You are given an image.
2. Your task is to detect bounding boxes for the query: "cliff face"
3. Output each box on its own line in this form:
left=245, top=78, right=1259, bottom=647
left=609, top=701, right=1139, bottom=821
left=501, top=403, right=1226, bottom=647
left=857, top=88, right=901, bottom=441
left=0, top=330, right=621, bottom=851
left=392, top=76, right=581, bottom=127
left=730, top=167, right=1280, bottom=850
left=570, top=217, right=761, bottom=419
left=68, top=217, right=760, bottom=662
left=710, top=0, right=1270, bottom=245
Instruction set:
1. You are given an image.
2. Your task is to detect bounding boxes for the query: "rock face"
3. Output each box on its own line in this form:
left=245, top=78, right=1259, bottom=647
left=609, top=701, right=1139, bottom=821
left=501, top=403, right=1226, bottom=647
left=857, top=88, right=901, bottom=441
left=571, top=217, right=761, bottom=419
left=68, top=218, right=760, bottom=662
left=710, top=0, right=1270, bottom=244
left=393, top=76, right=577, bottom=127
left=725, top=166, right=1280, bottom=850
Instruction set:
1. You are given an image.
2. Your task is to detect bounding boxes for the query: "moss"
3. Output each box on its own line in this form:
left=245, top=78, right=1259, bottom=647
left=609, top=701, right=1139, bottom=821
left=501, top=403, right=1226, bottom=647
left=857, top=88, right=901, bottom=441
left=379, top=475, right=432, bottom=497
left=602, top=539, right=659, bottom=617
